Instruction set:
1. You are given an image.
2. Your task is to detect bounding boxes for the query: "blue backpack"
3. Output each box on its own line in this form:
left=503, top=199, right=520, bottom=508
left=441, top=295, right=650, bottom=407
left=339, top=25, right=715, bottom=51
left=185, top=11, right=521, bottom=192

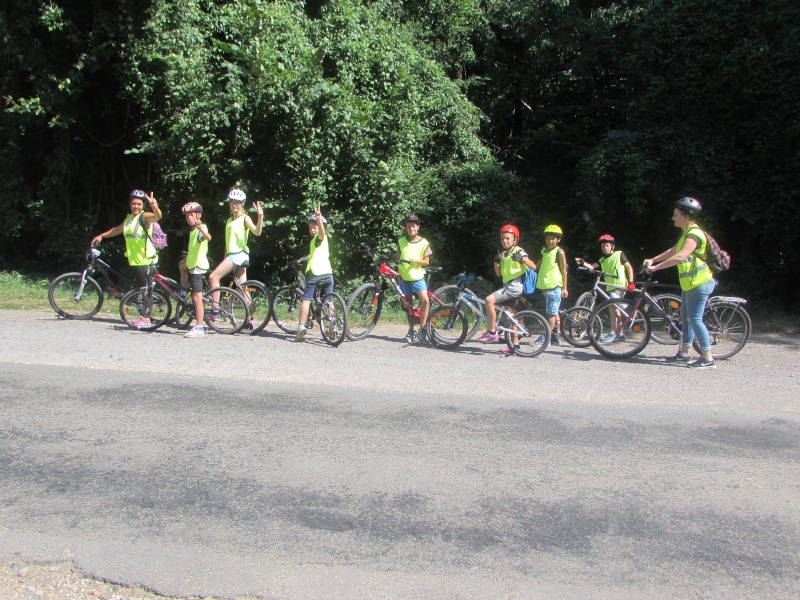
left=522, top=267, right=538, bottom=296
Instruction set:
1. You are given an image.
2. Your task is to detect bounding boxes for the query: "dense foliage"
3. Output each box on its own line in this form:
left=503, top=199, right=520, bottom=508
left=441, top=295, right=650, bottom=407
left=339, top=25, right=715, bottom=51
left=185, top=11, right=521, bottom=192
left=2, top=0, right=798, bottom=306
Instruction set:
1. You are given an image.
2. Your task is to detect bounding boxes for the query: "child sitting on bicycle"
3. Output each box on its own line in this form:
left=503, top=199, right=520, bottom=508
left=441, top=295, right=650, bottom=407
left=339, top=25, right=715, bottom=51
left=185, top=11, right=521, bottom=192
left=477, top=224, right=538, bottom=354
left=535, top=224, right=569, bottom=345
left=396, top=213, right=433, bottom=345
left=179, top=202, right=211, bottom=338
left=578, top=234, right=635, bottom=342
left=295, top=207, right=333, bottom=342
left=208, top=189, right=263, bottom=324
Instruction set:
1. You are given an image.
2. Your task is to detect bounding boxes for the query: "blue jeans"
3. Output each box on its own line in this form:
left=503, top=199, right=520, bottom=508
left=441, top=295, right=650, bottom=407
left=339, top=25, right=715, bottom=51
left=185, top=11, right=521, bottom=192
left=681, top=279, right=716, bottom=351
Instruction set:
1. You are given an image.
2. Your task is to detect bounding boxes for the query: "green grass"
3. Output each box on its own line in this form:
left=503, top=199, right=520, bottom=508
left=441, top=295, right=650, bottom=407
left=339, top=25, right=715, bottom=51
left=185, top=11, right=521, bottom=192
left=0, top=271, right=52, bottom=311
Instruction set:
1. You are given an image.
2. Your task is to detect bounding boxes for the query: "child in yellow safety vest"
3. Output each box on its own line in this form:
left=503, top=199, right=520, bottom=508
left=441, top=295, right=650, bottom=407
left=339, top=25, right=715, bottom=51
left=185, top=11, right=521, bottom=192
left=579, top=233, right=635, bottom=343
left=179, top=202, right=212, bottom=338
left=534, top=224, right=569, bottom=345
left=396, top=213, right=433, bottom=346
left=295, top=206, right=334, bottom=342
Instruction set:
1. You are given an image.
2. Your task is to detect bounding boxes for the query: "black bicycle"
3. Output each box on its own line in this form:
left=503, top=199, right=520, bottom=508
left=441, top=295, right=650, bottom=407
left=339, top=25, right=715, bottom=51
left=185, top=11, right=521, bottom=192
left=587, top=270, right=751, bottom=360
left=49, top=244, right=137, bottom=319
left=270, top=258, right=348, bottom=347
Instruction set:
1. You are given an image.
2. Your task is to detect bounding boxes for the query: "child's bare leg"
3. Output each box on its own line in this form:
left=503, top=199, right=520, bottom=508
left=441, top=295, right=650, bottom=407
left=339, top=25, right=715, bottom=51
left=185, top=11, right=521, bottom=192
left=208, top=260, right=235, bottom=310
left=485, top=294, right=498, bottom=332
left=298, top=299, right=312, bottom=327
left=179, top=258, right=189, bottom=289
left=193, top=291, right=204, bottom=324
left=418, top=291, right=430, bottom=329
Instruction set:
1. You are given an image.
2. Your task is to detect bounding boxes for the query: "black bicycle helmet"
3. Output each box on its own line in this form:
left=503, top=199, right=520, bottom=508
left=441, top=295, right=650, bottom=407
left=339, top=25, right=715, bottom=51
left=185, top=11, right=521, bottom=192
left=403, top=213, right=421, bottom=224
left=675, top=197, right=702, bottom=217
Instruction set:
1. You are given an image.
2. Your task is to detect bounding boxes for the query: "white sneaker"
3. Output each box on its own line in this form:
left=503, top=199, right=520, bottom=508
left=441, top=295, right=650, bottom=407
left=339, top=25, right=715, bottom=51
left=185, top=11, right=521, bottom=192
left=184, top=326, right=205, bottom=338
left=294, top=326, right=307, bottom=342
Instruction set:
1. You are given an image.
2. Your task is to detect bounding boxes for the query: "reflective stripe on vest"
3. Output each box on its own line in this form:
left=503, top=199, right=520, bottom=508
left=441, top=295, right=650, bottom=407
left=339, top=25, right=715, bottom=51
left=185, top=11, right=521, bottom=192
left=123, top=214, right=156, bottom=266
left=676, top=226, right=713, bottom=291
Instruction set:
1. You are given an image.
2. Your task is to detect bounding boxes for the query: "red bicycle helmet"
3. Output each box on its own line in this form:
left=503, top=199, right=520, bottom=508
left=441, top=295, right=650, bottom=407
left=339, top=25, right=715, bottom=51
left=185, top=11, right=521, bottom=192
left=598, top=234, right=615, bottom=244
left=499, top=224, right=520, bottom=240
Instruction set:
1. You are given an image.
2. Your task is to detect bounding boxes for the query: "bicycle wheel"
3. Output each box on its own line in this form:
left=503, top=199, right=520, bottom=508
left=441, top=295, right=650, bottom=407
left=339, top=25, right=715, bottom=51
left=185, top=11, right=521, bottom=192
left=696, top=301, right=751, bottom=360
left=433, top=285, right=483, bottom=341
left=575, top=291, right=596, bottom=309
left=119, top=287, right=172, bottom=331
left=560, top=306, right=598, bottom=348
left=272, top=285, right=304, bottom=334
left=426, top=303, right=468, bottom=350
left=240, top=280, right=272, bottom=334
left=319, top=292, right=348, bottom=347
left=346, top=282, right=383, bottom=341
left=588, top=298, right=650, bottom=359
left=204, top=287, right=248, bottom=334
left=49, top=272, right=104, bottom=319
left=173, top=301, right=196, bottom=330
left=506, top=310, right=550, bottom=357
left=648, top=293, right=682, bottom=345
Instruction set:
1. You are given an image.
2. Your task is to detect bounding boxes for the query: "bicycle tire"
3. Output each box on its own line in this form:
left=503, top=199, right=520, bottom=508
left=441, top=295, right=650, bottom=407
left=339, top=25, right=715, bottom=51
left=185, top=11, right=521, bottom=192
left=694, top=301, right=751, bottom=360
left=648, top=293, right=682, bottom=345
left=575, top=291, right=597, bottom=309
left=426, top=303, right=468, bottom=350
left=272, top=285, right=304, bottom=334
left=173, top=301, right=196, bottom=330
left=433, top=285, right=483, bottom=341
left=240, top=280, right=272, bottom=334
left=505, top=310, right=550, bottom=357
left=119, top=287, right=172, bottom=331
left=204, top=287, right=248, bottom=334
left=319, top=292, right=348, bottom=347
left=49, top=272, right=104, bottom=319
left=346, top=282, right=383, bottom=341
left=588, top=298, right=650, bottom=359
left=560, top=306, right=597, bottom=348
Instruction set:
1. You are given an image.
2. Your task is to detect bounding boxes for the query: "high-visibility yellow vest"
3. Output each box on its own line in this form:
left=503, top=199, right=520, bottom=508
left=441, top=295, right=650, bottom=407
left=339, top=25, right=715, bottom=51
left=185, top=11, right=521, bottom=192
left=676, top=225, right=713, bottom=291
left=398, top=237, right=430, bottom=281
left=123, top=214, right=156, bottom=266
left=307, top=235, right=332, bottom=276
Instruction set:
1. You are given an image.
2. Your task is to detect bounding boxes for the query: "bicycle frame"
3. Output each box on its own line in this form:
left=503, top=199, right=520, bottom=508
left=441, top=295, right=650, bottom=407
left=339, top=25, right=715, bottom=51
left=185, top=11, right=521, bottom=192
left=449, top=278, right=532, bottom=338
left=363, top=253, right=445, bottom=321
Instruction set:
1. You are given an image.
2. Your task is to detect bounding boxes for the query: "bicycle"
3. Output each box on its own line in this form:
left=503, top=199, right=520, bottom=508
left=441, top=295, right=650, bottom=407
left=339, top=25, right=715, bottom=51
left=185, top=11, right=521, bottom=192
left=345, top=246, right=455, bottom=341
left=426, top=273, right=551, bottom=357
left=119, top=271, right=249, bottom=334
left=572, top=263, right=683, bottom=346
left=270, top=258, right=348, bottom=347
left=218, top=272, right=272, bottom=335
left=586, top=270, right=751, bottom=360
left=49, top=244, right=137, bottom=319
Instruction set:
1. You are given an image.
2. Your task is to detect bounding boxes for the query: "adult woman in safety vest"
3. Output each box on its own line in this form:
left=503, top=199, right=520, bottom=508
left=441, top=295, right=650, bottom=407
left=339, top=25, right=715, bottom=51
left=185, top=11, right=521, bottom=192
left=91, top=189, right=162, bottom=328
left=643, top=197, right=717, bottom=369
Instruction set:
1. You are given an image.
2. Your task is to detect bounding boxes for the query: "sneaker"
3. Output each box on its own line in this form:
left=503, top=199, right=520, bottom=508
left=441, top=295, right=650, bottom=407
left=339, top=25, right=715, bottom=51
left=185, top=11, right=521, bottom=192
left=499, top=345, right=517, bottom=355
left=132, top=317, right=151, bottom=329
left=404, top=329, right=416, bottom=343
left=294, top=326, right=307, bottom=342
left=208, top=311, right=219, bottom=322
left=667, top=352, right=693, bottom=363
left=477, top=331, right=500, bottom=343
left=243, top=320, right=254, bottom=332
left=600, top=333, right=616, bottom=343
left=550, top=334, right=561, bottom=346
left=614, top=334, right=627, bottom=342
left=534, top=335, right=545, bottom=345
left=687, top=357, right=717, bottom=369
left=418, top=329, right=428, bottom=346
left=184, top=326, right=205, bottom=338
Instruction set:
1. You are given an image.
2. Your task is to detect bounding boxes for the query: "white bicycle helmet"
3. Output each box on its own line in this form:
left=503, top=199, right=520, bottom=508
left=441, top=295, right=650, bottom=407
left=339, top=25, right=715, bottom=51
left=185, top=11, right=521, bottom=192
left=130, top=189, right=146, bottom=200
left=227, top=189, right=246, bottom=202
left=308, top=213, right=328, bottom=224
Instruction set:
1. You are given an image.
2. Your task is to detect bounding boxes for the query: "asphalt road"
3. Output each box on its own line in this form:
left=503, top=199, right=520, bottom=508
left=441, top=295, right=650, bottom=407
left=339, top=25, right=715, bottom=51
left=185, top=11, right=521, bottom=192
left=1, top=310, right=798, bottom=599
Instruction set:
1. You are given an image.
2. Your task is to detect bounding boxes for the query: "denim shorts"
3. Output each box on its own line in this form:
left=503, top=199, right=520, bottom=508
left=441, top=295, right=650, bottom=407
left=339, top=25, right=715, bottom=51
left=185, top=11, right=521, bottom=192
left=226, top=251, right=250, bottom=267
left=303, top=274, right=334, bottom=301
left=400, top=279, right=427, bottom=299
left=542, top=286, right=562, bottom=316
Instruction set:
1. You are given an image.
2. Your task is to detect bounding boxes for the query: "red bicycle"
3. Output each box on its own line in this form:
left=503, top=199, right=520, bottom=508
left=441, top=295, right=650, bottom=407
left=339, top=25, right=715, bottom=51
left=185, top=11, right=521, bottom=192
left=345, top=246, right=452, bottom=341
